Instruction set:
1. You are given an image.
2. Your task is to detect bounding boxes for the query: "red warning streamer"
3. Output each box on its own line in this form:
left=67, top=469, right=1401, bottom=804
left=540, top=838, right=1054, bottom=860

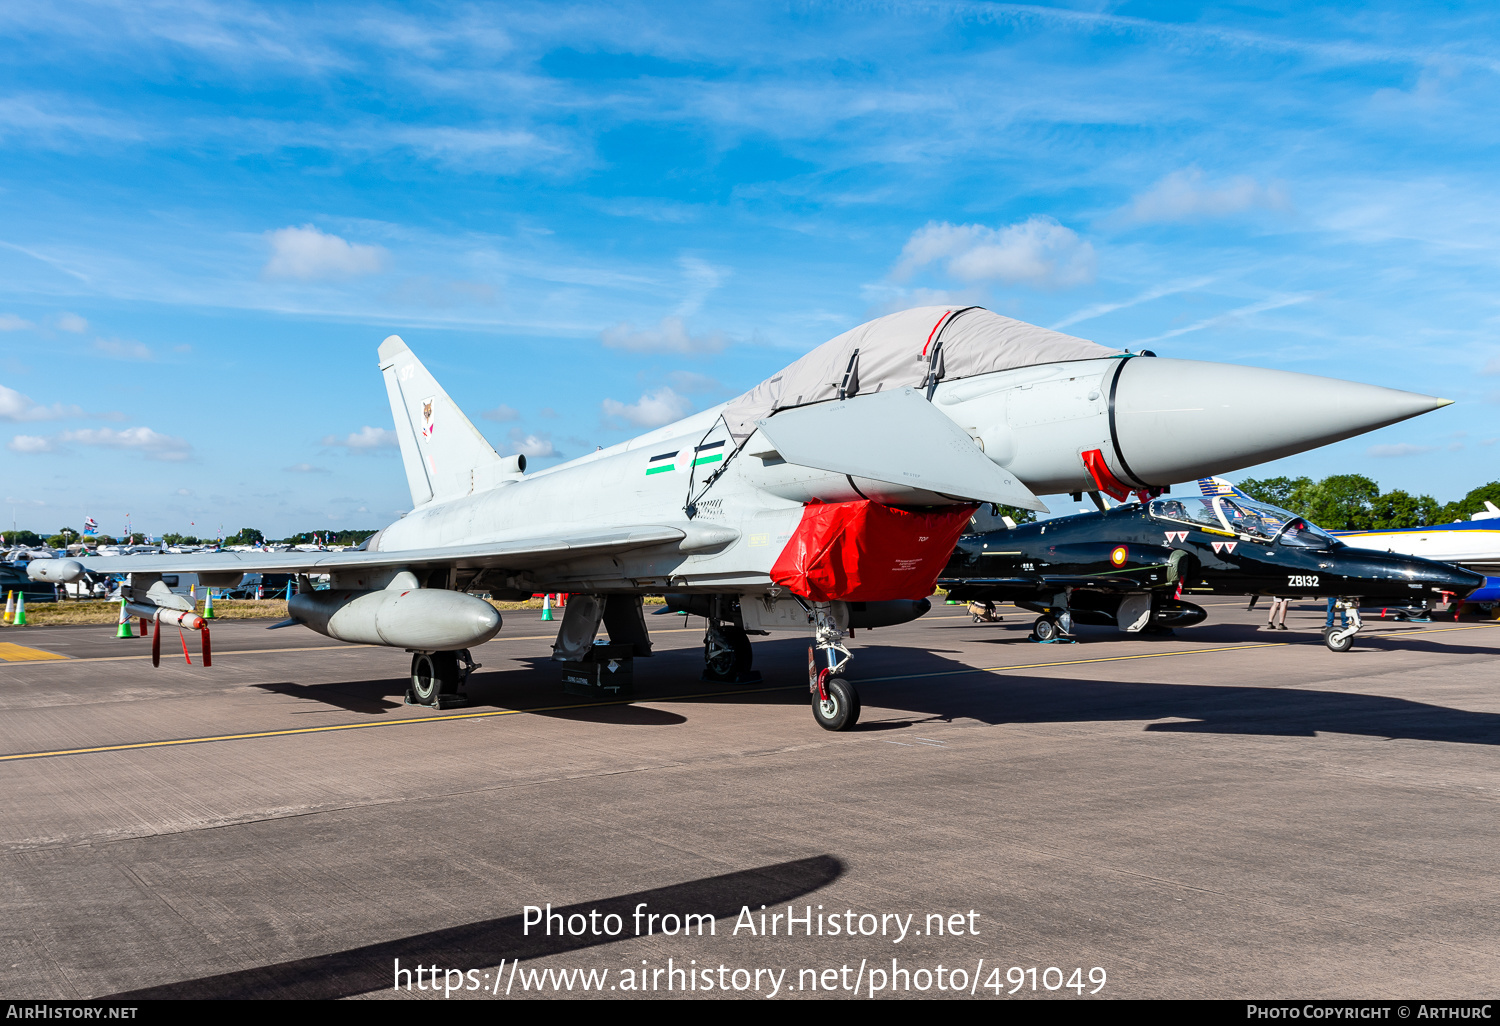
left=1081, top=449, right=1133, bottom=502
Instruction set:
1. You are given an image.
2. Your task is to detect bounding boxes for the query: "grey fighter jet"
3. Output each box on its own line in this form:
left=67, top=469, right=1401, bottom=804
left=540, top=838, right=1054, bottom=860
left=29, top=305, right=1450, bottom=730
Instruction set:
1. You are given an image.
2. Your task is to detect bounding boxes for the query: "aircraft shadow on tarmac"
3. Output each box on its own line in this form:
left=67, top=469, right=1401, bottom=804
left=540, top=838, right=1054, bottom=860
left=251, top=680, right=406, bottom=716
left=245, top=632, right=1500, bottom=748
left=842, top=642, right=1500, bottom=746
left=103, top=855, right=843, bottom=1000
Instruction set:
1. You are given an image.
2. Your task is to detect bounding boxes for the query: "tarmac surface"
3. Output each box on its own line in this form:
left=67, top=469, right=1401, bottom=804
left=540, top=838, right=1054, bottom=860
left=1, top=598, right=1498, bottom=1000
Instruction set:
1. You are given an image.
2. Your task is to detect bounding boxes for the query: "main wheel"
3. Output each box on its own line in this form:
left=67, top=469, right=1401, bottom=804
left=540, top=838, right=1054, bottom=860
left=411, top=652, right=441, bottom=703
left=1324, top=627, right=1354, bottom=653
left=704, top=626, right=753, bottom=680
left=811, top=675, right=861, bottom=732
left=411, top=651, right=462, bottom=704
left=1032, top=616, right=1059, bottom=642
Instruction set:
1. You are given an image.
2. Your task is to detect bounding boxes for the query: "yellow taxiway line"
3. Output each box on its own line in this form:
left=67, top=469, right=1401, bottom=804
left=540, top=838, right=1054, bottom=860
left=1, top=621, right=1492, bottom=764
left=0, top=642, right=69, bottom=662
left=4, top=627, right=708, bottom=663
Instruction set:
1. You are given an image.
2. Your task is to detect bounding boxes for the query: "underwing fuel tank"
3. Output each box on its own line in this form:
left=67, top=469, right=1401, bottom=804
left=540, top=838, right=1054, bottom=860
left=289, top=586, right=502, bottom=651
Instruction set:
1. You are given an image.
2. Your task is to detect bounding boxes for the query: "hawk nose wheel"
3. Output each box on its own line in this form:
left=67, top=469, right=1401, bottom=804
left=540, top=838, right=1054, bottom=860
left=1323, top=599, right=1363, bottom=652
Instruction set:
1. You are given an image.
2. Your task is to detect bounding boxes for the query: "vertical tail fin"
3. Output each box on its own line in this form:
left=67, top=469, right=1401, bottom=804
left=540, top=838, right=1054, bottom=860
left=378, top=335, right=510, bottom=507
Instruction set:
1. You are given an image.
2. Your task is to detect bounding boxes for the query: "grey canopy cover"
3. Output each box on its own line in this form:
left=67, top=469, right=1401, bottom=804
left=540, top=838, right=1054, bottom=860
left=721, top=306, right=1122, bottom=444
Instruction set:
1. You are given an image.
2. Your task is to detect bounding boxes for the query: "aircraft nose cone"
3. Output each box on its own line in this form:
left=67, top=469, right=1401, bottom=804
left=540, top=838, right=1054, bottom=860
left=1434, top=563, right=1487, bottom=597
left=1110, top=357, right=1450, bottom=486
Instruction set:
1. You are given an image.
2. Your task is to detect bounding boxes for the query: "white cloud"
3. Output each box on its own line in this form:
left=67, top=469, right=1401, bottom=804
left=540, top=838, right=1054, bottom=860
left=506, top=428, right=559, bottom=458
left=1482, top=357, right=1500, bottom=375
left=601, top=316, right=726, bottom=355
left=893, top=216, right=1095, bottom=288
left=675, top=256, right=728, bottom=317
left=481, top=404, right=520, bottom=422
left=56, top=312, right=88, bottom=333
left=1122, top=167, right=1290, bottom=224
left=7, top=434, right=56, bottom=453
left=1367, top=443, right=1436, bottom=457
left=0, top=313, right=35, bottom=331
left=94, top=337, right=153, bottom=361
left=1130, top=293, right=1314, bottom=346
left=9, top=426, right=191, bottom=460
left=601, top=387, right=694, bottom=429
left=322, top=425, right=398, bottom=449
left=286, top=463, right=330, bottom=473
left=666, top=370, right=725, bottom=394
left=0, top=384, right=85, bottom=422
left=263, top=225, right=389, bottom=281
left=1050, top=276, right=1217, bottom=331
left=64, top=426, right=190, bottom=459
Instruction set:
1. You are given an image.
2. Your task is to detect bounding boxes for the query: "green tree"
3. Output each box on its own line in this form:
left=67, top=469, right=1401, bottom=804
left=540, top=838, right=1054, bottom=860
left=161, top=533, right=203, bottom=546
left=1235, top=476, right=1315, bottom=514
left=285, top=529, right=379, bottom=546
left=224, top=527, right=264, bottom=546
left=1439, top=481, right=1500, bottom=523
left=1302, top=474, right=1381, bottom=531
left=46, top=527, right=80, bottom=548
left=1368, top=490, right=1441, bottom=530
left=993, top=506, right=1038, bottom=526
left=4, top=530, right=45, bottom=547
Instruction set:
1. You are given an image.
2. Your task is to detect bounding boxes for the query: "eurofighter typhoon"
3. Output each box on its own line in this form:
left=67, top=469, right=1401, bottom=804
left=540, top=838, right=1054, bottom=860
left=29, top=306, right=1451, bottom=729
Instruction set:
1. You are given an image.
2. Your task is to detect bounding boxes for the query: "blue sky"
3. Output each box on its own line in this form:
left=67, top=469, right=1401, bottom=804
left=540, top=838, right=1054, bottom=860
left=2, top=1, right=1498, bottom=538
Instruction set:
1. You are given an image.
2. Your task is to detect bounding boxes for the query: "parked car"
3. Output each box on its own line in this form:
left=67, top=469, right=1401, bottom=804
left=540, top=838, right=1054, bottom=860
left=224, top=573, right=292, bottom=599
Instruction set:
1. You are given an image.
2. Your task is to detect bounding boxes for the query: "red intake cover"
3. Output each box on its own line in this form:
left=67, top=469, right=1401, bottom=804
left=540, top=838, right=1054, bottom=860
left=770, top=500, right=977, bottom=602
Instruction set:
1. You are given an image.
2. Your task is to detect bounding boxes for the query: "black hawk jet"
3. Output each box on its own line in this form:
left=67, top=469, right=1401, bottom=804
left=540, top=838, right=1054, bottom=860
left=939, top=494, right=1484, bottom=651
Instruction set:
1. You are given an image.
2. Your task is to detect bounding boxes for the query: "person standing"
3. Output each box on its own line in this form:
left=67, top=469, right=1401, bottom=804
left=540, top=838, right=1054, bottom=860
left=1264, top=595, right=1290, bottom=631
left=1325, top=595, right=1347, bottom=630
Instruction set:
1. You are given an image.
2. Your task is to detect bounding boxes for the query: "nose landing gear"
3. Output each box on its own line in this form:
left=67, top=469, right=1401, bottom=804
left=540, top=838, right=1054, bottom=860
left=1324, top=599, right=1363, bottom=652
left=808, top=601, right=859, bottom=731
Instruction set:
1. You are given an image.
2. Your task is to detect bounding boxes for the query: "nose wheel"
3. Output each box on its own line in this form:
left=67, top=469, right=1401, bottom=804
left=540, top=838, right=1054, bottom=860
left=1323, top=599, right=1363, bottom=652
left=811, top=669, right=860, bottom=731
left=807, top=602, right=859, bottom=731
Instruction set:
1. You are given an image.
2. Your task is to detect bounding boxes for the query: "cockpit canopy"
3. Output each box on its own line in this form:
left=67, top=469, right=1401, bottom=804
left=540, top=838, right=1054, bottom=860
left=1149, top=496, right=1340, bottom=549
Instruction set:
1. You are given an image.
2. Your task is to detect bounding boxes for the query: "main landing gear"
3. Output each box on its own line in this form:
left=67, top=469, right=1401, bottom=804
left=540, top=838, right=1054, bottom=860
left=407, top=649, right=479, bottom=707
left=1030, top=613, right=1076, bottom=644
left=701, top=595, right=761, bottom=684
left=1324, top=599, right=1363, bottom=652
left=809, top=601, right=859, bottom=731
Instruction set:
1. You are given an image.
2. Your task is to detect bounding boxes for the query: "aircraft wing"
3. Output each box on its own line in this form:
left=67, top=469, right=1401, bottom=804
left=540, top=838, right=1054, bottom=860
left=1038, top=574, right=1149, bottom=591
left=29, top=525, right=732, bottom=581
left=941, top=574, right=1149, bottom=592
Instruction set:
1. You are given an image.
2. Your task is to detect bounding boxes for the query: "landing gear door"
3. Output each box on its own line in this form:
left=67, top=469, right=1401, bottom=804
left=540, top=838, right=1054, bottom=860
left=740, top=594, right=816, bottom=632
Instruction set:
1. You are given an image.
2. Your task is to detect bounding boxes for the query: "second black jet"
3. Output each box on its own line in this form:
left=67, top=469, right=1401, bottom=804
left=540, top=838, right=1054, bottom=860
left=939, top=494, right=1483, bottom=651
